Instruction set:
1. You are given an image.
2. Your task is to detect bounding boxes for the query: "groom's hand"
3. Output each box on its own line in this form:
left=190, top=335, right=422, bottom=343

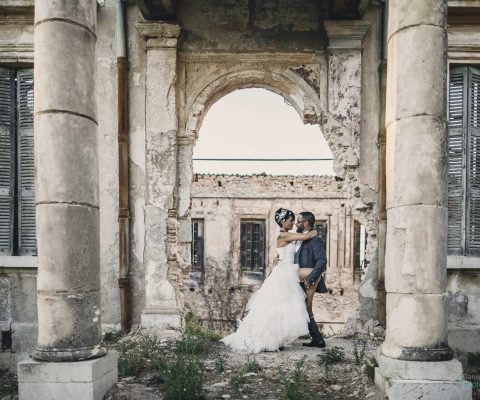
left=272, top=254, right=280, bottom=267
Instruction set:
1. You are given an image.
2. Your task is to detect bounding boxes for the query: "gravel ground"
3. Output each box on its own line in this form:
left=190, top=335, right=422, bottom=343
left=105, top=334, right=379, bottom=400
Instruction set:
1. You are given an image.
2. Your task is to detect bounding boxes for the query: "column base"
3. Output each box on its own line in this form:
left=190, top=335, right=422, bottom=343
left=381, top=341, right=453, bottom=361
left=375, top=353, right=472, bottom=400
left=141, top=307, right=181, bottom=329
left=33, top=344, right=107, bottom=362
left=18, top=351, right=118, bottom=400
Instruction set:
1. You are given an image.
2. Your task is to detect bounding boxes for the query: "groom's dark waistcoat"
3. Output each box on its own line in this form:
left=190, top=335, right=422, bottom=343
left=294, top=236, right=327, bottom=288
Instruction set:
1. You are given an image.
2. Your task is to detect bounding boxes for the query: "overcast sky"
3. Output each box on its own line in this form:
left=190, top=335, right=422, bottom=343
left=193, top=88, right=334, bottom=176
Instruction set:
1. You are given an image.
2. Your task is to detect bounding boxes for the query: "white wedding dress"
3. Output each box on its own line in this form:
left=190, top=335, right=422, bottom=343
left=221, top=242, right=310, bottom=353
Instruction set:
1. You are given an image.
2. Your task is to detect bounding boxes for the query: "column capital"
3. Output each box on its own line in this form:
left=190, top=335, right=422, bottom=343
left=325, top=20, right=370, bottom=49
left=136, top=22, right=181, bottom=49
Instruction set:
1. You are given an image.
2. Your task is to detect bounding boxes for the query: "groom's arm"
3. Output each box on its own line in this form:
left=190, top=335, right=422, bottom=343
left=306, top=237, right=327, bottom=286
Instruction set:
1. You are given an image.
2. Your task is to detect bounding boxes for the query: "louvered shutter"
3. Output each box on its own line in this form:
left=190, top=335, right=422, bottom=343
left=448, top=67, right=467, bottom=255
left=17, top=69, right=36, bottom=255
left=467, top=67, right=480, bottom=256
left=0, top=68, right=14, bottom=254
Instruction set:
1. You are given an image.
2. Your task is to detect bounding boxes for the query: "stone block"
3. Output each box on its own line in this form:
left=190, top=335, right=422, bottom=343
left=382, top=293, right=448, bottom=353
left=35, top=0, right=96, bottom=34
left=388, top=0, right=446, bottom=39
left=376, top=353, right=472, bottom=400
left=386, top=116, right=447, bottom=208
left=35, top=21, right=96, bottom=120
left=385, top=206, right=447, bottom=294
left=18, top=352, right=117, bottom=400
left=385, top=379, right=471, bottom=400
left=386, top=26, right=447, bottom=124
left=377, top=353, right=463, bottom=381
left=36, top=204, right=100, bottom=292
left=35, top=113, right=98, bottom=205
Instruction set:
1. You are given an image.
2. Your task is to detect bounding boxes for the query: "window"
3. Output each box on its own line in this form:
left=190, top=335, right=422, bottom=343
left=354, top=220, right=367, bottom=270
left=240, top=220, right=265, bottom=273
left=314, top=221, right=328, bottom=242
left=448, top=66, right=480, bottom=256
left=0, top=67, right=35, bottom=256
left=191, top=219, right=204, bottom=271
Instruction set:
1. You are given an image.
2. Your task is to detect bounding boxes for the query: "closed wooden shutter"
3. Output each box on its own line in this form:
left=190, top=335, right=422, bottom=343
left=17, top=69, right=36, bottom=255
left=448, top=67, right=467, bottom=255
left=467, top=67, right=480, bottom=255
left=448, top=66, right=480, bottom=256
left=0, top=68, right=14, bottom=254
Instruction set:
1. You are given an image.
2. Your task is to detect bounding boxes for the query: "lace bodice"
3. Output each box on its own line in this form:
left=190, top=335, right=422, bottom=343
left=276, top=242, right=296, bottom=264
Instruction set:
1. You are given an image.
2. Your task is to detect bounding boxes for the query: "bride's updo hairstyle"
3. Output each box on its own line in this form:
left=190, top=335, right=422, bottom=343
left=274, top=208, right=295, bottom=228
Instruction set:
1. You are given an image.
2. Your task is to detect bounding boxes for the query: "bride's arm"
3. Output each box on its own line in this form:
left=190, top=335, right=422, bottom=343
left=278, top=230, right=317, bottom=243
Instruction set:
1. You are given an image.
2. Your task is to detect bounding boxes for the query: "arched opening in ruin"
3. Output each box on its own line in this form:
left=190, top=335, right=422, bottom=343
left=193, top=88, right=334, bottom=176
left=180, top=77, right=365, bottom=334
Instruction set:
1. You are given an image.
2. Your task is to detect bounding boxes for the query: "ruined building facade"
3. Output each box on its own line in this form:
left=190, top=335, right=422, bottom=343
left=0, top=0, right=478, bottom=398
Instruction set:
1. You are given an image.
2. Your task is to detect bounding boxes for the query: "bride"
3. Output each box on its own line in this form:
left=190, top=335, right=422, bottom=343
left=221, top=208, right=316, bottom=353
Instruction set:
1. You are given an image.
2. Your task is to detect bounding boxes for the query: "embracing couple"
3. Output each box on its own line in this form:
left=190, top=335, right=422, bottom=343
left=222, top=208, right=327, bottom=353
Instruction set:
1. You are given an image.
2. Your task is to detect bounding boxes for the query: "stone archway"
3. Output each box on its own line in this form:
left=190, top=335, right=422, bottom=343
left=137, top=22, right=376, bottom=329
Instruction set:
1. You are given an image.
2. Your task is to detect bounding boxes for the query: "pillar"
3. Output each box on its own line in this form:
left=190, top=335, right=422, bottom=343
left=376, top=1, right=471, bottom=398
left=17, top=1, right=117, bottom=398
left=136, top=22, right=182, bottom=328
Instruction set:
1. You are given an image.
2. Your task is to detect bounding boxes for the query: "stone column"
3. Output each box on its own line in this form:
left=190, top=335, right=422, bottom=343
left=136, top=22, right=182, bottom=329
left=33, top=0, right=104, bottom=363
left=17, top=1, right=117, bottom=398
left=376, top=1, right=471, bottom=398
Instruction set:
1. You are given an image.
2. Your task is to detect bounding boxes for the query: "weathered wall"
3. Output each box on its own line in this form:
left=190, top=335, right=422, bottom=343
left=0, top=6, right=37, bottom=369
left=447, top=271, right=480, bottom=354
left=185, top=174, right=363, bottom=334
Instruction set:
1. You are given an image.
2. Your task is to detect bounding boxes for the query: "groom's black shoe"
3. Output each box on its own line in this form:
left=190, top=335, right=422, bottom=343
left=302, top=340, right=326, bottom=348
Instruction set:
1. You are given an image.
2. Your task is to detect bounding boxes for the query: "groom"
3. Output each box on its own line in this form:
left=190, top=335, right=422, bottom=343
left=294, top=211, right=327, bottom=348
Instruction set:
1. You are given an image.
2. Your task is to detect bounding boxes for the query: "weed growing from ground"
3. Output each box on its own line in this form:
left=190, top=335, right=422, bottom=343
left=0, top=371, right=17, bottom=399
left=162, top=354, right=205, bottom=400
left=103, top=330, right=124, bottom=344
left=244, top=355, right=262, bottom=373
left=318, top=346, right=345, bottom=383
left=318, top=346, right=345, bottom=366
left=175, top=333, right=210, bottom=356
left=215, top=354, right=227, bottom=373
left=353, top=333, right=368, bottom=365
left=117, top=335, right=164, bottom=377
left=279, top=356, right=310, bottom=400
left=230, top=371, right=248, bottom=394
left=363, top=356, right=378, bottom=383
left=184, top=311, right=223, bottom=341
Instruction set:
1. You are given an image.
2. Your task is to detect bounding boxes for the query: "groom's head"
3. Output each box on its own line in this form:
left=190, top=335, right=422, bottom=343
left=296, top=211, right=315, bottom=233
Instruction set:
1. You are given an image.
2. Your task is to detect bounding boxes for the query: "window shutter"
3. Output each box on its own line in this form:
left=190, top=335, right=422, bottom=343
left=467, top=66, right=480, bottom=256
left=0, top=68, right=14, bottom=254
left=16, top=69, right=36, bottom=255
left=448, top=67, right=467, bottom=255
